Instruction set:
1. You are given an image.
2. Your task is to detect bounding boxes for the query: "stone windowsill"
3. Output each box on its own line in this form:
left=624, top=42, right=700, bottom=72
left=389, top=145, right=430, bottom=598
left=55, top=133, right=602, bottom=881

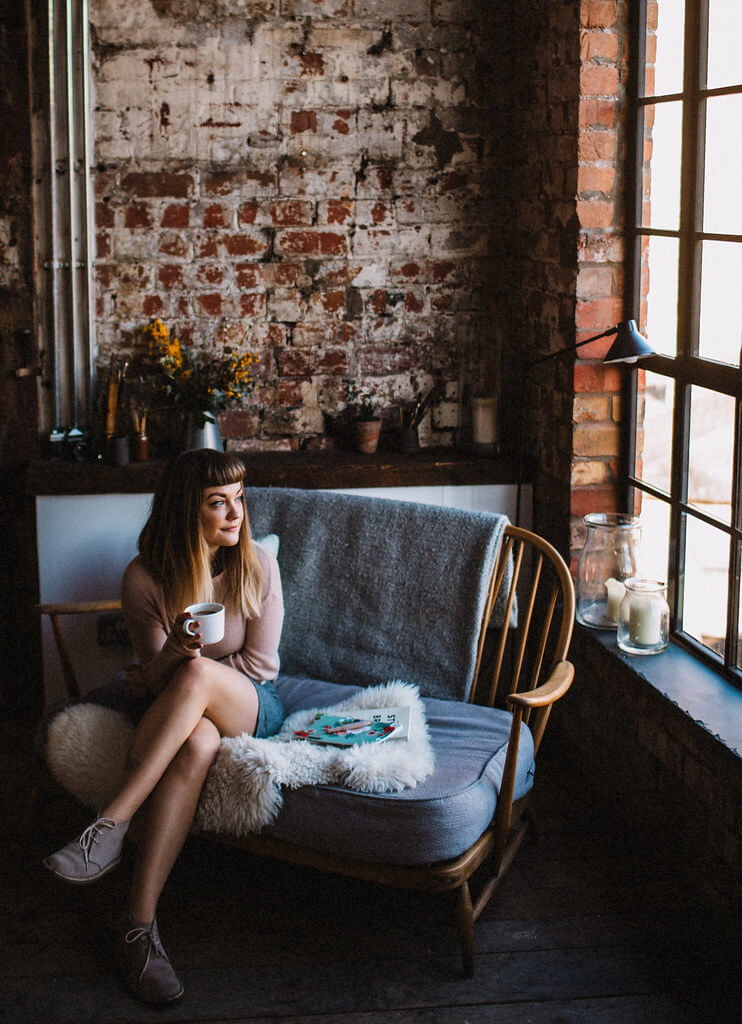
left=577, top=624, right=742, bottom=759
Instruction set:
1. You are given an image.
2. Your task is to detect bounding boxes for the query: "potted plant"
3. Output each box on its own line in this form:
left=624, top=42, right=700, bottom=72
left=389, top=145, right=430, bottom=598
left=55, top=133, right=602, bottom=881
left=140, top=319, right=257, bottom=451
left=345, top=381, right=382, bottom=454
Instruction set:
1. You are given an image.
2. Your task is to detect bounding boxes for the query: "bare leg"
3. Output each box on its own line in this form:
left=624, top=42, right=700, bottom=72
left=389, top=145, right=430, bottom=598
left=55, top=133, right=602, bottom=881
left=128, top=717, right=220, bottom=925
left=103, top=657, right=258, bottom=825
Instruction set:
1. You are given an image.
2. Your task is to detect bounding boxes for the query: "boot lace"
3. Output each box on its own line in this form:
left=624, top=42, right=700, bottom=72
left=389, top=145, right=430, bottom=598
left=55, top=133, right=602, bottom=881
left=78, top=817, right=115, bottom=866
left=125, top=925, right=166, bottom=977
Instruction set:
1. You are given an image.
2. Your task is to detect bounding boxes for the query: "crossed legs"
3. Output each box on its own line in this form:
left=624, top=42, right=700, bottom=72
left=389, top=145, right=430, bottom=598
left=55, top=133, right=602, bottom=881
left=108, top=657, right=259, bottom=922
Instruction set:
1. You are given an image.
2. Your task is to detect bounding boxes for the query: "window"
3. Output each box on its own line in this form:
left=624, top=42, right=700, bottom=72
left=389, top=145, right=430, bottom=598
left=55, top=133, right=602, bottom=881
left=627, top=0, right=742, bottom=678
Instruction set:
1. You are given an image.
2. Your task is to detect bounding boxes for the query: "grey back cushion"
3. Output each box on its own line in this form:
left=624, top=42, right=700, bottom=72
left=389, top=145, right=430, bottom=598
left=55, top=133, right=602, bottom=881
left=245, top=488, right=508, bottom=702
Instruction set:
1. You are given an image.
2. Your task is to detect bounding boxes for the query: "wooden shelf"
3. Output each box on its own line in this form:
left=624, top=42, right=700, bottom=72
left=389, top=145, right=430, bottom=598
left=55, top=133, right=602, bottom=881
left=24, top=449, right=521, bottom=496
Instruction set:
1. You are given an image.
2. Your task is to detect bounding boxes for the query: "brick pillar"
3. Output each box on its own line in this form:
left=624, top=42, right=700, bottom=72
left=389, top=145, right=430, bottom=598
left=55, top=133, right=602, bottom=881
left=570, top=0, right=627, bottom=569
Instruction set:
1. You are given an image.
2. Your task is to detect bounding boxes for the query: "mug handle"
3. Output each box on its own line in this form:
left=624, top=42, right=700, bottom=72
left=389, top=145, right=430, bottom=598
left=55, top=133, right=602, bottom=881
left=183, top=617, right=198, bottom=636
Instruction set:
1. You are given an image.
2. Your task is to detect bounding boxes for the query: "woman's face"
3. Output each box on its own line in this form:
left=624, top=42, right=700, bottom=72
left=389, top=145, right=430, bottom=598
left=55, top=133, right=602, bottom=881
left=200, top=481, right=245, bottom=552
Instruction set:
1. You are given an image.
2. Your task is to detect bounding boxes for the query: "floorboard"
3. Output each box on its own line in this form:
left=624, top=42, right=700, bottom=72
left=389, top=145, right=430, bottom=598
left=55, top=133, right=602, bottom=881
left=1, top=722, right=738, bottom=1024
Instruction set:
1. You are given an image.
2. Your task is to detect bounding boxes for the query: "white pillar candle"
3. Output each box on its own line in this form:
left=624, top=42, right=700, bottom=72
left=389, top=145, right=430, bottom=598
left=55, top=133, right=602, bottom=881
left=628, top=594, right=662, bottom=645
left=471, top=396, right=497, bottom=445
left=604, top=578, right=626, bottom=623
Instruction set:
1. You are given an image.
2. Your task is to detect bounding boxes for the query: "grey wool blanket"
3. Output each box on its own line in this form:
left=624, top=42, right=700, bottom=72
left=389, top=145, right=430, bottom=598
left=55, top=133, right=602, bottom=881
left=245, top=488, right=510, bottom=702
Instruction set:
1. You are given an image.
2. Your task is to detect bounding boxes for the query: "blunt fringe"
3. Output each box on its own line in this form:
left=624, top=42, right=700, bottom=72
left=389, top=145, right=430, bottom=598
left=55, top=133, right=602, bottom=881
left=138, top=449, right=263, bottom=622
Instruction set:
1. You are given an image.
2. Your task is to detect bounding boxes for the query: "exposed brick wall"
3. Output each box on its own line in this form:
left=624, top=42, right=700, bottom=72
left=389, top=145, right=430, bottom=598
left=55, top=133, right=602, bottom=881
left=507, top=0, right=629, bottom=566
left=0, top=7, right=39, bottom=464
left=547, top=630, right=742, bottom=907
left=90, top=0, right=511, bottom=452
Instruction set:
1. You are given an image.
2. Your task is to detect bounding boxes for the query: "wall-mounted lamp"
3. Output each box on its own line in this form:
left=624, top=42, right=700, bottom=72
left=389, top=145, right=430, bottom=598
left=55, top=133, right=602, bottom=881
left=516, top=319, right=654, bottom=526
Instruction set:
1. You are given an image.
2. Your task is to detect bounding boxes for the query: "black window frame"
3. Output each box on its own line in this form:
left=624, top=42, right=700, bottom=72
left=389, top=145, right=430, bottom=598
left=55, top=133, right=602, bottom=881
left=625, top=0, right=742, bottom=683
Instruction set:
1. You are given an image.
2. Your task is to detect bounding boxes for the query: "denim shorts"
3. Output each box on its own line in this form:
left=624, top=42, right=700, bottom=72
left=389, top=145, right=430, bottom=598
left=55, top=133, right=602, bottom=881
left=86, top=670, right=285, bottom=738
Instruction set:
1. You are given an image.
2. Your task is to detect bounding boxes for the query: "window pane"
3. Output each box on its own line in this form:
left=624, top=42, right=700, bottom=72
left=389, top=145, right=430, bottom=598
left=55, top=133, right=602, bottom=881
left=639, top=234, right=679, bottom=356
left=681, top=514, right=728, bottom=657
left=707, top=0, right=742, bottom=90
left=699, top=241, right=742, bottom=365
left=635, top=370, right=674, bottom=492
left=688, top=386, right=734, bottom=524
left=635, top=490, right=671, bottom=585
left=641, top=102, right=682, bottom=230
left=704, top=95, right=742, bottom=236
left=645, top=0, right=685, bottom=96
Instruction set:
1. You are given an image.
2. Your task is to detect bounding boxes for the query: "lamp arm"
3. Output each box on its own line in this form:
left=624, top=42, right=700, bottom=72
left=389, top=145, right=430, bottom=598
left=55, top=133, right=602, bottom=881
left=525, top=325, right=618, bottom=369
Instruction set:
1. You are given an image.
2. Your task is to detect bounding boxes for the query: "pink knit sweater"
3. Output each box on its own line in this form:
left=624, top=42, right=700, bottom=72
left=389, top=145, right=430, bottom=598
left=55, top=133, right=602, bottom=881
left=120, top=542, right=284, bottom=695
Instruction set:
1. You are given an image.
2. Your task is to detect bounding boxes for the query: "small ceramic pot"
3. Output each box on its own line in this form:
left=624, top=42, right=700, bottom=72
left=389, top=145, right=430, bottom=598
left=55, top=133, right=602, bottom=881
left=350, top=419, right=381, bottom=454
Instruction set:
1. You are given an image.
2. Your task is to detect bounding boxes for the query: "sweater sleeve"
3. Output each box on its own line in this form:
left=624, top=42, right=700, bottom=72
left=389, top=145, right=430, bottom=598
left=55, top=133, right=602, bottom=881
left=121, top=558, right=196, bottom=695
left=218, top=545, right=284, bottom=682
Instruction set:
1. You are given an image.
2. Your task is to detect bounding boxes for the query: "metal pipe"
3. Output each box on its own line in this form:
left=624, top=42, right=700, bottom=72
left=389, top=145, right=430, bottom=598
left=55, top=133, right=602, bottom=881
left=48, top=0, right=62, bottom=427
left=65, top=0, right=79, bottom=428
left=81, top=0, right=95, bottom=427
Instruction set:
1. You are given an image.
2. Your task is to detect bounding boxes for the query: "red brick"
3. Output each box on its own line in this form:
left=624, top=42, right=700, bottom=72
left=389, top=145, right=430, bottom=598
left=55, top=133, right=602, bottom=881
left=580, top=1, right=618, bottom=29
left=573, top=423, right=621, bottom=457
left=578, top=130, right=616, bottom=162
left=142, top=295, right=164, bottom=317
left=579, top=98, right=616, bottom=128
left=290, top=110, right=317, bottom=133
left=580, top=64, right=619, bottom=95
left=196, top=293, right=222, bottom=316
left=161, top=204, right=189, bottom=228
left=570, top=486, right=619, bottom=516
left=238, top=202, right=259, bottom=225
left=370, top=290, right=387, bottom=315
left=319, top=290, right=345, bottom=313
left=236, top=263, right=260, bottom=288
left=405, top=292, right=424, bottom=313
left=332, top=117, right=350, bottom=134
left=270, top=200, right=314, bottom=226
left=158, top=233, right=188, bottom=257
left=325, top=200, right=353, bottom=225
left=318, top=232, right=347, bottom=255
left=576, top=297, right=623, bottom=331
left=239, top=293, right=266, bottom=317
left=576, top=266, right=614, bottom=298
left=158, top=264, right=183, bottom=289
left=277, top=348, right=349, bottom=376
left=574, top=362, right=623, bottom=393
left=428, top=260, right=457, bottom=283
left=224, top=233, right=267, bottom=256
left=577, top=165, right=615, bottom=195
left=277, top=381, right=303, bottom=406
left=197, top=265, right=223, bottom=286
left=121, top=172, right=194, bottom=198
left=577, top=199, right=614, bottom=228
left=124, top=203, right=153, bottom=229
left=580, top=30, right=619, bottom=62
left=203, top=204, right=227, bottom=228
left=95, top=264, right=114, bottom=288
left=96, top=202, right=115, bottom=228
left=218, top=410, right=261, bottom=438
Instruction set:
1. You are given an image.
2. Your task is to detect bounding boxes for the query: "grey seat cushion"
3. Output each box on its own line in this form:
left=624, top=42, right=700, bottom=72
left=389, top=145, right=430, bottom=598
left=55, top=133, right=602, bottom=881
left=269, top=675, right=535, bottom=866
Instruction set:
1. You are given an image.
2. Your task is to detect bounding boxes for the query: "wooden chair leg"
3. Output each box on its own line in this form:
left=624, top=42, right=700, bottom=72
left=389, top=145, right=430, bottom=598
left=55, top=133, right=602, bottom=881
left=454, top=881, right=475, bottom=978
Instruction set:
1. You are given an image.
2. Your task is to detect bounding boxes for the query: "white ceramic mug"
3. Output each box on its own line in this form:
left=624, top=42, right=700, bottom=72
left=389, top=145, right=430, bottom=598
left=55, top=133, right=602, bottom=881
left=183, top=602, right=225, bottom=645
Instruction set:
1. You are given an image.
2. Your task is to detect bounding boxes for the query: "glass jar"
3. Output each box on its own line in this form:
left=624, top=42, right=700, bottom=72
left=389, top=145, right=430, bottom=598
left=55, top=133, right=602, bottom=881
left=617, top=579, right=670, bottom=655
left=576, top=513, right=641, bottom=629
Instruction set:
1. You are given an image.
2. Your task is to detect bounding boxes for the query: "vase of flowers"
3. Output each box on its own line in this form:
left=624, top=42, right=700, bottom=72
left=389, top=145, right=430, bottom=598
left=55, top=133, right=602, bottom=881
left=141, top=319, right=257, bottom=452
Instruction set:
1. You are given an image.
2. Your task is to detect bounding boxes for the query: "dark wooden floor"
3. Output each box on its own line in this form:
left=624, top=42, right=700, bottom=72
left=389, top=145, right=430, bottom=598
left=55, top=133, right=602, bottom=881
left=2, top=721, right=738, bottom=1024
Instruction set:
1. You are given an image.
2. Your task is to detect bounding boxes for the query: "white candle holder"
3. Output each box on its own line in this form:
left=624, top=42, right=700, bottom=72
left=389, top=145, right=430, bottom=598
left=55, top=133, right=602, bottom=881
left=617, top=579, right=669, bottom=655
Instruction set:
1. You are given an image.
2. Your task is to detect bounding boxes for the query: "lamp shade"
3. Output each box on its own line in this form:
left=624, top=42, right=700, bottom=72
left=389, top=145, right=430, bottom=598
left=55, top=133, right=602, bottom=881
left=602, top=319, right=654, bottom=364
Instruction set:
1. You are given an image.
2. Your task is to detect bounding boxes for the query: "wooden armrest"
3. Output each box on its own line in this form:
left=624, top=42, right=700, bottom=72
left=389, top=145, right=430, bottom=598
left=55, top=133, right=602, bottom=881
left=507, top=661, right=574, bottom=708
left=37, top=599, right=122, bottom=616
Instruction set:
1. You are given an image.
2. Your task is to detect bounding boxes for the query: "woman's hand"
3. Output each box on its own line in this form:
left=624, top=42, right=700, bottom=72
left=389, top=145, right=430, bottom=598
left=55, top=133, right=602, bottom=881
left=171, top=612, right=204, bottom=657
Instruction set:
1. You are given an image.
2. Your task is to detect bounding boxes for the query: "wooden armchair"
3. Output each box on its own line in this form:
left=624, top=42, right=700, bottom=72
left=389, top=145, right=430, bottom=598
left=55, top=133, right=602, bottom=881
left=38, top=522, right=574, bottom=977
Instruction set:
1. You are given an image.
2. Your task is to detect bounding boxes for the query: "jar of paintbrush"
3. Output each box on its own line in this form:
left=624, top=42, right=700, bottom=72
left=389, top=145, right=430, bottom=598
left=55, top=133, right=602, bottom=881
left=131, top=406, right=149, bottom=461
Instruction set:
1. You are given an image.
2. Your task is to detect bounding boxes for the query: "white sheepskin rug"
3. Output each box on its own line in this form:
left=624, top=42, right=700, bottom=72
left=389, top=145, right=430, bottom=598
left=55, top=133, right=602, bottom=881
left=46, top=681, right=433, bottom=838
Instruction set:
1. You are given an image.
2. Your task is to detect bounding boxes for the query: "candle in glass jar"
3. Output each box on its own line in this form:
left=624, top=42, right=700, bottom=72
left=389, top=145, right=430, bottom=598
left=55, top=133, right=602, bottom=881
left=604, top=578, right=626, bottom=623
left=628, top=593, right=662, bottom=645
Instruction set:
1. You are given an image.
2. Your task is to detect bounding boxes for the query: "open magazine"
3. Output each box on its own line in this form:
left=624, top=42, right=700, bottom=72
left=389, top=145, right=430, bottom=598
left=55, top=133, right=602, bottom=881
left=293, top=706, right=411, bottom=747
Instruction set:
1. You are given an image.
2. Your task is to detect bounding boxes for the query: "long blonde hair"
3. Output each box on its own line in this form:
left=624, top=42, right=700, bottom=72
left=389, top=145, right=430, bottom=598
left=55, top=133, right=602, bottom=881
left=138, top=449, right=263, bottom=622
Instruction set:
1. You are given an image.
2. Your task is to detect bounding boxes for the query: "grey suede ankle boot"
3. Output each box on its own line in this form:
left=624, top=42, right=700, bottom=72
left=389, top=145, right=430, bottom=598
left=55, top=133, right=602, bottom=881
left=116, top=916, right=184, bottom=1005
left=43, top=816, right=131, bottom=884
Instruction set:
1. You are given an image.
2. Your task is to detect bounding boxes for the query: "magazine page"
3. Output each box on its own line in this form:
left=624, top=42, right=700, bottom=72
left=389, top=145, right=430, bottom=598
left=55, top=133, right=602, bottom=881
left=293, top=706, right=411, bottom=746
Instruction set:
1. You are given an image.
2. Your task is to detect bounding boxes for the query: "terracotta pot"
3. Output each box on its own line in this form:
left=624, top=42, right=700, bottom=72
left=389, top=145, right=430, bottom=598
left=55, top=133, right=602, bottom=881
left=350, top=419, right=381, bottom=454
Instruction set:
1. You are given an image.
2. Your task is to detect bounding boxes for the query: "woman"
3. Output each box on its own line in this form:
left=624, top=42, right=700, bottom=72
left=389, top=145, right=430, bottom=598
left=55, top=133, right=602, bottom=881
left=44, top=449, right=285, bottom=1005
